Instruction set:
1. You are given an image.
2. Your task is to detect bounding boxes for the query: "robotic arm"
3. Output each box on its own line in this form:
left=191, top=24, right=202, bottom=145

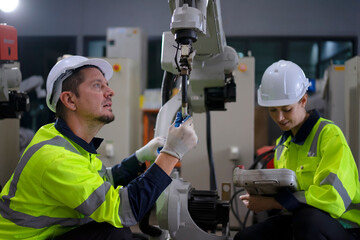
left=150, top=1, right=239, bottom=239
left=156, top=0, right=238, bottom=136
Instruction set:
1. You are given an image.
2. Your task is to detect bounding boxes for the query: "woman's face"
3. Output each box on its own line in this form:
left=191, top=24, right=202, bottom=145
left=268, top=96, right=307, bottom=135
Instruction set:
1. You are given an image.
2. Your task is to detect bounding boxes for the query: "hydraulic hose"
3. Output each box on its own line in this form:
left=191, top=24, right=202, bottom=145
left=161, top=71, right=175, bottom=105
left=206, top=110, right=218, bottom=191
left=181, top=74, right=188, bottom=117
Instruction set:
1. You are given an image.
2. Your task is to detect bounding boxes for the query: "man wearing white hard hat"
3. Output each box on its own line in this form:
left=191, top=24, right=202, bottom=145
left=0, top=55, right=198, bottom=239
left=235, top=60, right=360, bottom=240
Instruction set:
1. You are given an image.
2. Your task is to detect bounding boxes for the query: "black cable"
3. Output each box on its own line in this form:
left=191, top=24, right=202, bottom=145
left=174, top=42, right=180, bottom=73
left=232, top=183, right=240, bottom=227
left=228, top=147, right=276, bottom=232
left=138, top=209, right=162, bottom=237
left=243, top=209, right=251, bottom=229
left=181, top=74, right=188, bottom=111
left=249, top=148, right=275, bottom=170
left=161, top=71, right=175, bottom=105
left=229, top=187, right=246, bottom=229
left=206, top=110, right=217, bottom=191
left=261, top=154, right=275, bottom=169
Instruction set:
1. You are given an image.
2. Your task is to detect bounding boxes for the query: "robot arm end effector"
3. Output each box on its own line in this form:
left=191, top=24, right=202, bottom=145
left=167, top=0, right=239, bottom=114
left=174, top=28, right=197, bottom=119
left=169, top=1, right=209, bottom=118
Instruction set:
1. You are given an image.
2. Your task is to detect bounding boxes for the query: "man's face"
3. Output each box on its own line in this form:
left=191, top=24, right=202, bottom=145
left=74, top=67, right=115, bottom=124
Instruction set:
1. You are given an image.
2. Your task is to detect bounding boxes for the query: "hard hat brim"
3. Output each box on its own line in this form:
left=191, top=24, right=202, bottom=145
left=73, top=58, right=113, bottom=81
left=257, top=95, right=300, bottom=107
left=257, top=88, right=307, bottom=107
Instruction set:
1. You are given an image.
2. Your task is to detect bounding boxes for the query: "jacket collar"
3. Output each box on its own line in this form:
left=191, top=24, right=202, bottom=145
left=279, top=109, right=320, bottom=146
left=54, top=118, right=103, bottom=154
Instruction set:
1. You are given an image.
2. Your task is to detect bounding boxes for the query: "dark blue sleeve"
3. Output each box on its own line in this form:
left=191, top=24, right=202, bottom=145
left=111, top=153, right=147, bottom=187
left=275, top=188, right=304, bottom=211
left=126, top=163, right=172, bottom=222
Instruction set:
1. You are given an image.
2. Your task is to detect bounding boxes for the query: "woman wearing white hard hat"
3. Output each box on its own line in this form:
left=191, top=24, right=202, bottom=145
left=235, top=60, right=360, bottom=240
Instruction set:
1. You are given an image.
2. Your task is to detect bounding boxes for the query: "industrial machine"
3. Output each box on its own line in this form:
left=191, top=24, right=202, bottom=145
left=106, top=27, right=148, bottom=93
left=307, top=57, right=360, bottom=175
left=344, top=56, right=360, bottom=172
left=0, top=24, right=29, bottom=187
left=96, top=57, right=142, bottom=167
left=95, top=28, right=146, bottom=167
left=148, top=57, right=254, bottom=240
left=139, top=1, right=250, bottom=239
left=0, top=24, right=27, bottom=119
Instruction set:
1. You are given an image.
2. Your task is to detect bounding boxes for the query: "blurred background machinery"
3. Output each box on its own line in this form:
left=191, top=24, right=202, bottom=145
left=95, top=57, right=142, bottom=167
left=312, top=56, right=360, bottom=173
left=344, top=56, right=360, bottom=172
left=0, top=23, right=29, bottom=188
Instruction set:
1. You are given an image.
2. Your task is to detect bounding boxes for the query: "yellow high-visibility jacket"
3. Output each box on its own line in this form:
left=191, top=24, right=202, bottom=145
left=274, top=110, right=360, bottom=228
left=0, top=120, right=170, bottom=239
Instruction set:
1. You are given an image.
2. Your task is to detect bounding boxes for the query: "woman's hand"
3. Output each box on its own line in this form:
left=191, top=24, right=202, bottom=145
left=240, top=194, right=283, bottom=213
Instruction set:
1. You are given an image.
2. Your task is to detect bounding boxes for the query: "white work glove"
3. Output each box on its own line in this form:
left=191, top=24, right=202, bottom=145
left=135, top=136, right=166, bottom=163
left=160, top=112, right=198, bottom=160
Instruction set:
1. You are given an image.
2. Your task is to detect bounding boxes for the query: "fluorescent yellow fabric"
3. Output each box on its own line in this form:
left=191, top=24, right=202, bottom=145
left=274, top=117, right=360, bottom=227
left=0, top=123, right=124, bottom=239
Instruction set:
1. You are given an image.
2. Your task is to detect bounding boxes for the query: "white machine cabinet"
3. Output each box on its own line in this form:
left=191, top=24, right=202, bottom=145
left=327, top=64, right=346, bottom=132
left=96, top=57, right=142, bottom=167
left=345, top=56, right=360, bottom=172
left=0, top=119, right=19, bottom=187
left=106, top=27, right=147, bottom=93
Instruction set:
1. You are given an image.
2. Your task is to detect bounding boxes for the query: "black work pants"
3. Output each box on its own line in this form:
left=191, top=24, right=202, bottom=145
left=53, top=221, right=133, bottom=240
left=234, top=205, right=358, bottom=240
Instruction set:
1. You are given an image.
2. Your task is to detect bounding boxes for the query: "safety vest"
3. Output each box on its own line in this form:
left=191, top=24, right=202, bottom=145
left=0, top=123, right=133, bottom=239
left=274, top=117, right=360, bottom=228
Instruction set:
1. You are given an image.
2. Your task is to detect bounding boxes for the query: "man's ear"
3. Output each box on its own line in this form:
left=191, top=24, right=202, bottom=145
left=59, top=91, right=77, bottom=111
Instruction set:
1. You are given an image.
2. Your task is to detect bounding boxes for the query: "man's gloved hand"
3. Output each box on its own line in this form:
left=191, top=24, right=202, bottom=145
left=135, top=136, right=166, bottom=163
left=160, top=112, right=198, bottom=160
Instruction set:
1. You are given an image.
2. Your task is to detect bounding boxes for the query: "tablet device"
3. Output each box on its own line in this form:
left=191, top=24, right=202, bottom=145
left=233, top=168, right=298, bottom=195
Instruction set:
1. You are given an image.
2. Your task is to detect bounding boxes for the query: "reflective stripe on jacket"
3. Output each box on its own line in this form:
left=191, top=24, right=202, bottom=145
left=274, top=117, right=360, bottom=228
left=0, top=123, right=134, bottom=239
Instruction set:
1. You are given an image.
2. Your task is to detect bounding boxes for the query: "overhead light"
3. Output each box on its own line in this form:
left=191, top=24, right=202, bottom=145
left=0, top=0, right=19, bottom=13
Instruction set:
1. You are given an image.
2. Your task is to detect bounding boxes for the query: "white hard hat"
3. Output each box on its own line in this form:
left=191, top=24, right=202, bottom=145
left=46, top=55, right=113, bottom=112
left=257, top=60, right=310, bottom=107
